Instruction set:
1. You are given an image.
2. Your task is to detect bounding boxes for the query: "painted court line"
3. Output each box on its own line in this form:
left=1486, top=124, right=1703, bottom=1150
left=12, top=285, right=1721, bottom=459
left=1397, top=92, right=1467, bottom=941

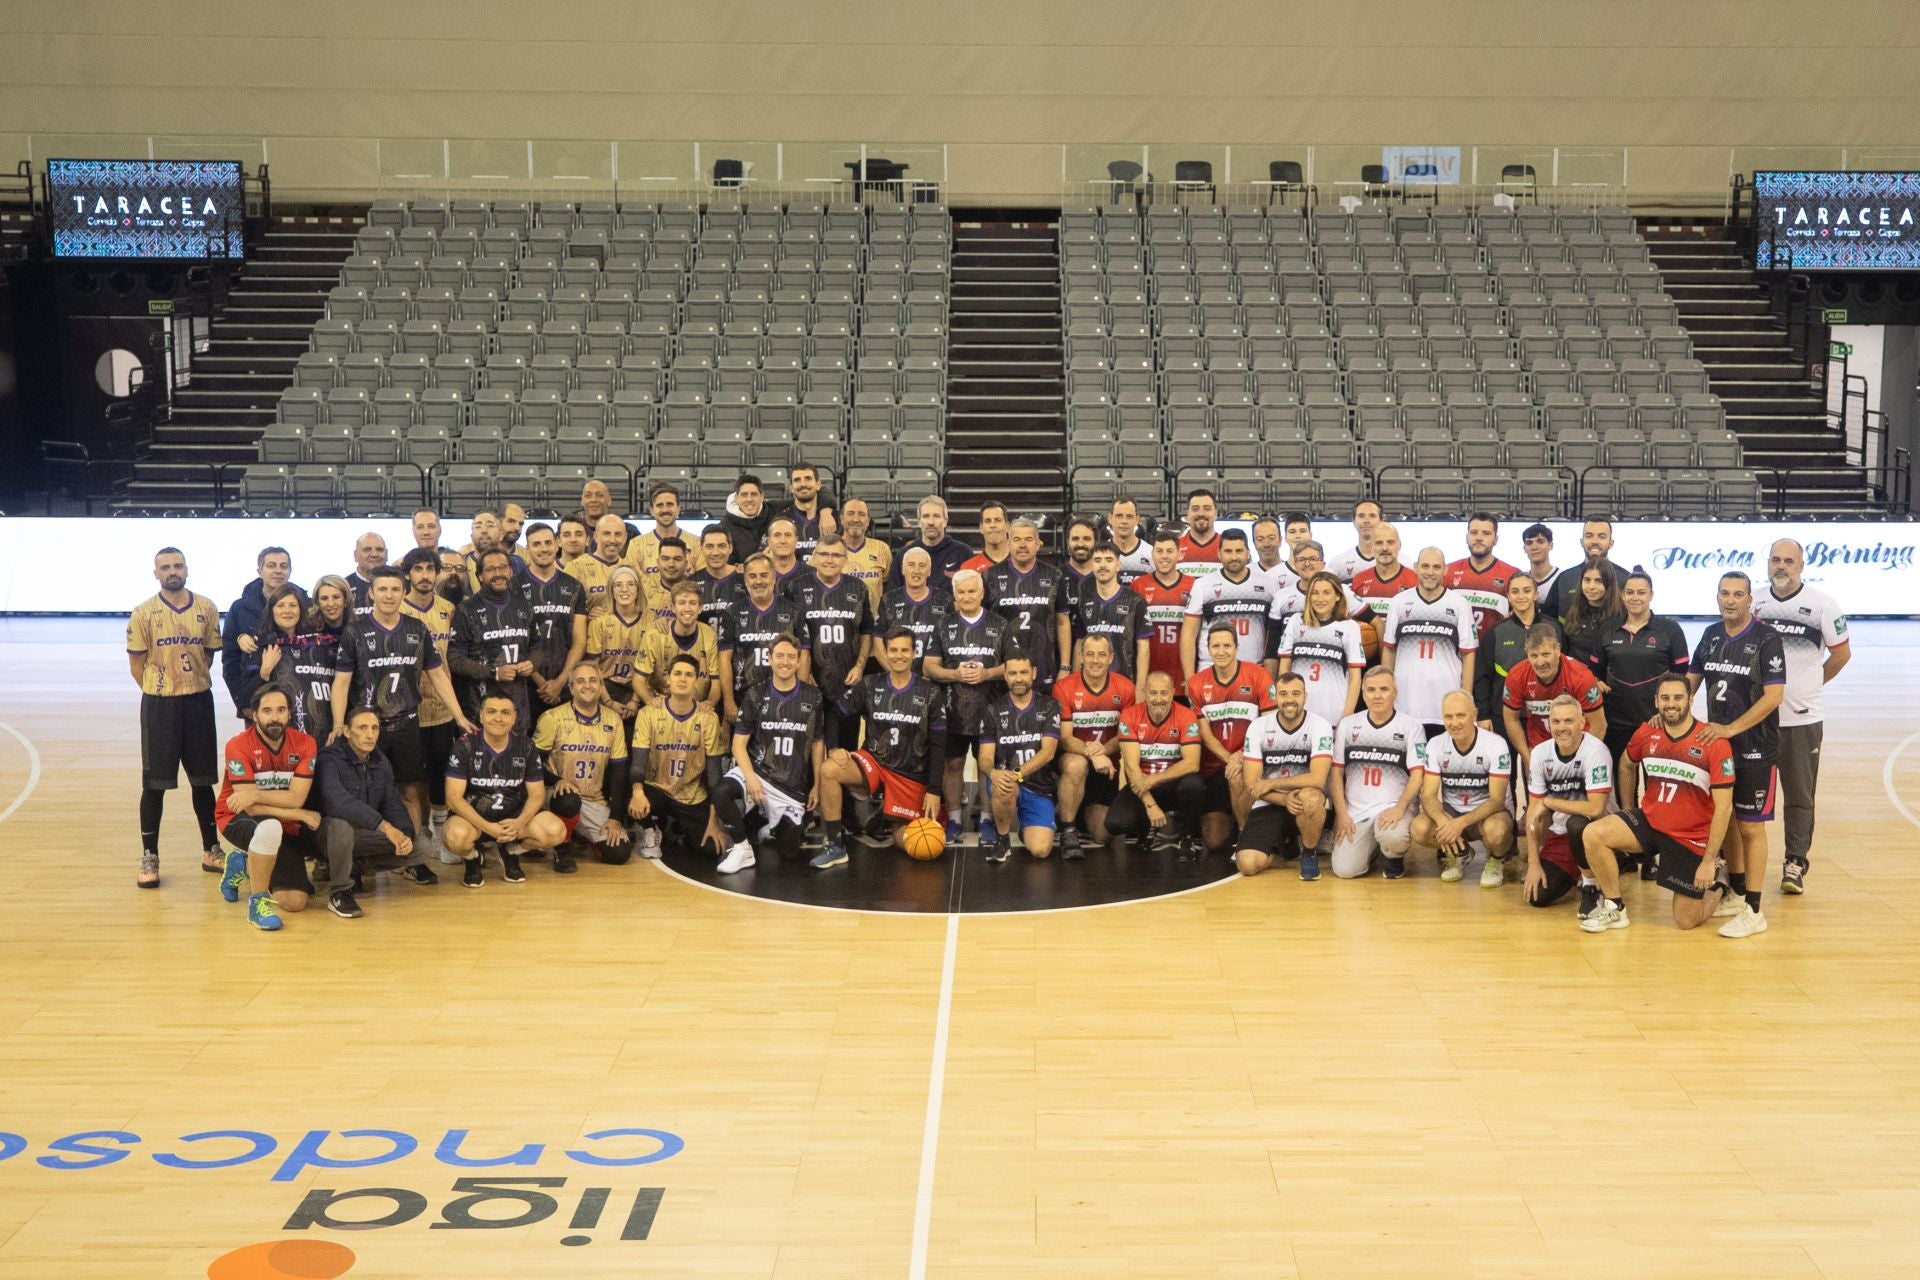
left=1883, top=726, right=1920, bottom=835
left=0, top=719, right=43, bottom=826
left=908, top=912, right=960, bottom=1280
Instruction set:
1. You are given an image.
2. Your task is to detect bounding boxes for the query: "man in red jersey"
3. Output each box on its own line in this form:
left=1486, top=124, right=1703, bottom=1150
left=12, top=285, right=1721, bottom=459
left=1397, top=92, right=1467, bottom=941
left=1187, top=621, right=1277, bottom=852
left=1106, top=671, right=1207, bottom=859
left=1053, top=633, right=1136, bottom=856
left=1131, top=531, right=1197, bottom=691
left=1579, top=673, right=1737, bottom=931
left=1502, top=622, right=1607, bottom=756
left=1175, top=488, right=1222, bottom=575
left=213, top=686, right=327, bottom=931
left=1445, top=511, right=1521, bottom=641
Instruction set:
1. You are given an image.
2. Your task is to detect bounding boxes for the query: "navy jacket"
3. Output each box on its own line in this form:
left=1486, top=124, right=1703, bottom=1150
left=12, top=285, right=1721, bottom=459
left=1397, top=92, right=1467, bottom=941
left=315, top=737, right=415, bottom=836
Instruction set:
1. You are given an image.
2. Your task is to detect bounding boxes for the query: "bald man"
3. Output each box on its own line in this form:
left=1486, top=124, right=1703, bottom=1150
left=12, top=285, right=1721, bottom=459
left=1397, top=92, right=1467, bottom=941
left=1378, top=547, right=1477, bottom=741
left=344, top=532, right=389, bottom=618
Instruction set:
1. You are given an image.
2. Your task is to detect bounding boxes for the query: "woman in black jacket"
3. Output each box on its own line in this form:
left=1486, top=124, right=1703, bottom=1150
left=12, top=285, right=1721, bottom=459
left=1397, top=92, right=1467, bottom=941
left=1559, top=557, right=1624, bottom=678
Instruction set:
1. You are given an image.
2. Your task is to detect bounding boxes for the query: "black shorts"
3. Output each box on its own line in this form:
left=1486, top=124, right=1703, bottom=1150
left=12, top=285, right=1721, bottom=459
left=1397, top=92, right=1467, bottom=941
left=420, top=720, right=455, bottom=802
left=219, top=816, right=318, bottom=895
left=1524, top=858, right=1579, bottom=908
left=141, top=690, right=218, bottom=790
left=642, top=783, right=711, bottom=851
left=1082, top=767, right=1118, bottom=807
left=1622, top=808, right=1710, bottom=899
left=1732, top=757, right=1777, bottom=823
left=945, top=730, right=982, bottom=759
left=1201, top=770, right=1232, bottom=814
left=378, top=715, right=426, bottom=786
left=1238, top=804, right=1302, bottom=855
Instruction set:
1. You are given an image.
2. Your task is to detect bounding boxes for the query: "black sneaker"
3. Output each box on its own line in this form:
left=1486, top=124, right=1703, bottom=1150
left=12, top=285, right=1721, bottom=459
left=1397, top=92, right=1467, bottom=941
left=1577, top=881, right=1600, bottom=919
left=1780, top=860, right=1807, bottom=895
left=1640, top=854, right=1661, bottom=881
left=402, top=863, right=439, bottom=886
left=1060, top=826, right=1084, bottom=861
left=1383, top=857, right=1406, bottom=880
left=986, top=837, right=1014, bottom=864
left=502, top=851, right=526, bottom=883
left=554, top=847, right=579, bottom=874
left=328, top=890, right=364, bottom=919
left=1175, top=835, right=1201, bottom=863
left=463, top=858, right=484, bottom=888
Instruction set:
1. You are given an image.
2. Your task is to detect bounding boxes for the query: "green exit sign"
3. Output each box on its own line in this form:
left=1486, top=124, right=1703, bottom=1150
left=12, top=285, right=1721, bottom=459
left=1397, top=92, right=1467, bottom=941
left=1822, top=308, right=1848, bottom=324
left=147, top=299, right=174, bottom=316
left=1830, top=342, right=1853, bottom=357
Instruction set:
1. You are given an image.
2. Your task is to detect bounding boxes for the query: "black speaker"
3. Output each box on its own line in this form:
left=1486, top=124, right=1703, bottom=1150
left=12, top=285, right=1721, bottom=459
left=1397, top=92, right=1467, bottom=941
left=1816, top=274, right=1920, bottom=326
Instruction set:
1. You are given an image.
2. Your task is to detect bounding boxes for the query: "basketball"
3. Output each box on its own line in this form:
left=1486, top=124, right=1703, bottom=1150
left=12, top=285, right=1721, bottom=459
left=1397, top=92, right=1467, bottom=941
left=902, top=817, right=947, bottom=861
left=1358, top=619, right=1381, bottom=662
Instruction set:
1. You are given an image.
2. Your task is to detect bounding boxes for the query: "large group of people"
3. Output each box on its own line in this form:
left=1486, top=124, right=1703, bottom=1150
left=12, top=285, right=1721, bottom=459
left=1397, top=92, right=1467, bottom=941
left=130, top=476, right=1850, bottom=940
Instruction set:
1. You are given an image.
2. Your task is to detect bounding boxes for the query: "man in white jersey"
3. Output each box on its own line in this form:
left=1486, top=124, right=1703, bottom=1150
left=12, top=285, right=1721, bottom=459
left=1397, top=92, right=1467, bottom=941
left=1380, top=547, right=1477, bottom=738
left=1233, top=671, right=1334, bottom=880
left=1750, top=537, right=1850, bottom=895
left=1181, top=529, right=1279, bottom=681
left=1250, top=517, right=1294, bottom=589
left=1328, top=667, right=1426, bottom=878
left=1266, top=541, right=1365, bottom=632
left=1413, top=689, right=1515, bottom=884
left=1523, top=694, right=1621, bottom=930
left=1326, top=499, right=1383, bottom=582
left=1106, top=497, right=1154, bottom=584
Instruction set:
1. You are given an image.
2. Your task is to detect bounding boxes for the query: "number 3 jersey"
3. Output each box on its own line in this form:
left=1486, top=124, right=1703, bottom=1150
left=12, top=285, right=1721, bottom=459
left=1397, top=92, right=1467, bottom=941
left=845, top=671, right=948, bottom=783
left=733, top=680, right=826, bottom=799
left=1331, top=710, right=1426, bottom=822
left=446, top=731, right=543, bottom=819
left=1241, top=710, right=1335, bottom=808
left=335, top=613, right=443, bottom=723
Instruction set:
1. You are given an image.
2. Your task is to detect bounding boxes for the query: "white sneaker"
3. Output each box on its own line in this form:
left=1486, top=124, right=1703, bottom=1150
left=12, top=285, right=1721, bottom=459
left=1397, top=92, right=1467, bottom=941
left=1711, top=889, right=1744, bottom=918
left=636, top=827, right=663, bottom=860
left=1440, top=853, right=1464, bottom=883
left=1479, top=855, right=1505, bottom=888
left=716, top=840, right=755, bottom=874
left=1718, top=904, right=1769, bottom=938
left=1580, top=899, right=1630, bottom=933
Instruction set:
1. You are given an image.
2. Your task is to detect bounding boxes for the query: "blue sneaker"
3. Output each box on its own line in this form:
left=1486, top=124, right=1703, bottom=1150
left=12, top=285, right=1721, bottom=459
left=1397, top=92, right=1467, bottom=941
left=247, top=893, right=283, bottom=932
left=978, top=815, right=998, bottom=847
left=219, top=849, right=247, bottom=903
left=1298, top=851, right=1321, bottom=882
left=944, top=817, right=964, bottom=846
left=810, top=838, right=848, bottom=870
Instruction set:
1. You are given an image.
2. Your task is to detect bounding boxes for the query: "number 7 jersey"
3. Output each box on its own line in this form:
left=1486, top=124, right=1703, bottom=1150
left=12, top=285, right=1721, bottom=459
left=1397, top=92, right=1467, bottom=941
left=335, top=613, right=443, bottom=722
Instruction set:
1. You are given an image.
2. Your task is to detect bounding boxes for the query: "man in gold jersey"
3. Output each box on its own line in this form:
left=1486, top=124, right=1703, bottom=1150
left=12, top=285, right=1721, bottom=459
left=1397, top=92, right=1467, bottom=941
left=840, top=497, right=893, bottom=612
left=565, top=514, right=633, bottom=617
left=533, top=664, right=632, bottom=872
left=626, top=483, right=688, bottom=595
left=639, top=583, right=721, bottom=712
left=128, top=546, right=225, bottom=888
left=398, top=547, right=459, bottom=857
left=627, top=654, right=725, bottom=859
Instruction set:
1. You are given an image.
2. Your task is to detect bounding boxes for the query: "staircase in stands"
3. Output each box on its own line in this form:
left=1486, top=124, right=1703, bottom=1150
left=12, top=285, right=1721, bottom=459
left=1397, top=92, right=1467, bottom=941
left=941, top=219, right=1065, bottom=543
left=1644, top=226, right=1872, bottom=516
left=121, top=219, right=358, bottom=511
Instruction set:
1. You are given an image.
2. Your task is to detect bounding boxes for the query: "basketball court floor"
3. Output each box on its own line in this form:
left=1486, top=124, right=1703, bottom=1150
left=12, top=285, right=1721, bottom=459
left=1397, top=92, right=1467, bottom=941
left=1, top=617, right=1917, bottom=1279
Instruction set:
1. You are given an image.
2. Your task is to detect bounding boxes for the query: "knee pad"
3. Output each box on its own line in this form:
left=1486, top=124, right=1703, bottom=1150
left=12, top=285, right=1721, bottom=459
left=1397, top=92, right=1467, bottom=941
left=598, top=842, right=633, bottom=866
left=248, top=821, right=283, bottom=856
left=548, top=791, right=582, bottom=820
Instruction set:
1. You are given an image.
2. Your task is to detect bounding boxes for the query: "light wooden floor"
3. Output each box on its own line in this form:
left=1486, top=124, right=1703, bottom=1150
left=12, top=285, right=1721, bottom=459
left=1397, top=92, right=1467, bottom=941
left=2, top=617, right=1918, bottom=1280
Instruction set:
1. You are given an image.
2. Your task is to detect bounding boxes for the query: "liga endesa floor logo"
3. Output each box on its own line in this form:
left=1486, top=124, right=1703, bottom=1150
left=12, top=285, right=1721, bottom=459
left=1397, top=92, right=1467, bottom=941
left=0, top=1125, right=683, bottom=1273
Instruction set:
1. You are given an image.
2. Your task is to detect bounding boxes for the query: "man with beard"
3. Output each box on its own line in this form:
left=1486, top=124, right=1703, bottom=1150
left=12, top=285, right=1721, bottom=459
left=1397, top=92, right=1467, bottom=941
left=1445, top=511, right=1520, bottom=643
left=533, top=664, right=633, bottom=872
left=813, top=627, right=948, bottom=868
left=516, top=522, right=589, bottom=714
left=1543, top=517, right=1619, bottom=623
left=1182, top=528, right=1279, bottom=683
left=448, top=549, right=539, bottom=732
left=627, top=482, right=687, bottom=596
left=711, top=634, right=824, bottom=873
left=1233, top=671, right=1335, bottom=880
left=978, top=652, right=1063, bottom=863
left=1058, top=516, right=1099, bottom=617
left=212, top=686, right=325, bottom=930
left=460, top=510, right=525, bottom=593
left=839, top=496, right=893, bottom=611
left=777, top=462, right=838, bottom=560
left=717, top=553, right=805, bottom=724
left=130, top=547, right=226, bottom=887
left=1176, top=488, right=1222, bottom=577
left=398, top=547, right=458, bottom=848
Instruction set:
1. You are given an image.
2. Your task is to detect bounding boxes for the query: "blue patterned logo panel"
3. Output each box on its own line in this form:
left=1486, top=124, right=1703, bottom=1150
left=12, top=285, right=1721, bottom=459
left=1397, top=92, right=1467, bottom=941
left=49, top=159, right=244, bottom=260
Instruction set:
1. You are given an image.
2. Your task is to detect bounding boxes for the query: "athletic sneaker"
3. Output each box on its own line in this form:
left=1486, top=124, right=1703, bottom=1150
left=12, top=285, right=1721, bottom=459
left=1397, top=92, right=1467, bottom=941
left=501, top=852, right=526, bottom=883
left=328, top=890, right=363, bottom=919
left=810, top=837, right=848, bottom=870
left=1383, top=857, right=1406, bottom=880
left=1718, top=904, right=1769, bottom=938
left=1711, top=890, right=1744, bottom=918
left=636, top=826, right=663, bottom=860
left=201, top=848, right=224, bottom=874
left=247, top=893, right=283, bottom=932
left=944, top=816, right=964, bottom=846
left=986, top=837, right=1014, bottom=864
left=1780, top=861, right=1806, bottom=895
left=1439, top=853, right=1465, bottom=883
left=220, top=849, right=247, bottom=903
left=1579, top=899, right=1629, bottom=932
left=402, top=864, right=439, bottom=886
left=1060, top=826, right=1084, bottom=861
left=553, top=847, right=580, bottom=874
left=1298, top=851, right=1321, bottom=882
left=979, top=815, right=999, bottom=848
left=1479, top=855, right=1504, bottom=889
left=717, top=840, right=756, bottom=874
left=1577, top=882, right=1600, bottom=919
left=463, top=858, right=484, bottom=888
left=1640, top=855, right=1661, bottom=882
left=1172, top=835, right=1201, bottom=863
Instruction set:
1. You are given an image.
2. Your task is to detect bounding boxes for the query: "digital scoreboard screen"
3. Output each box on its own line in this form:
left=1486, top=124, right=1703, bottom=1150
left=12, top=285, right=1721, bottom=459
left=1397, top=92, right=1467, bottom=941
left=48, top=159, right=244, bottom=260
left=1754, top=171, right=1920, bottom=271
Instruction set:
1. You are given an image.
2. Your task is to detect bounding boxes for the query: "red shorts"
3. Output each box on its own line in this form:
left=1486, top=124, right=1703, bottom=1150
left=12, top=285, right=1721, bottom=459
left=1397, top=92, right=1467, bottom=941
left=1539, top=832, right=1578, bottom=879
left=852, top=750, right=943, bottom=824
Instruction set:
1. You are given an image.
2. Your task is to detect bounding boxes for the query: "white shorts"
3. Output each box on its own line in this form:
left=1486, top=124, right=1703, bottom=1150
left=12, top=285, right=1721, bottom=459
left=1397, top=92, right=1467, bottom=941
left=724, top=768, right=807, bottom=833
left=575, top=797, right=614, bottom=842
left=1330, top=810, right=1414, bottom=879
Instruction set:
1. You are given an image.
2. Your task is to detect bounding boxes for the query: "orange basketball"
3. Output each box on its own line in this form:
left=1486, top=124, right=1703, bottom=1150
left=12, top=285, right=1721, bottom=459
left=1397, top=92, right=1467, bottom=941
left=1358, top=619, right=1381, bottom=662
left=902, top=817, right=947, bottom=861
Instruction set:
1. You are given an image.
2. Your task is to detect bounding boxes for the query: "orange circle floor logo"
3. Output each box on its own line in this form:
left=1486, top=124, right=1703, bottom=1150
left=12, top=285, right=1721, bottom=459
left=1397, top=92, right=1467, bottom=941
left=207, top=1239, right=356, bottom=1279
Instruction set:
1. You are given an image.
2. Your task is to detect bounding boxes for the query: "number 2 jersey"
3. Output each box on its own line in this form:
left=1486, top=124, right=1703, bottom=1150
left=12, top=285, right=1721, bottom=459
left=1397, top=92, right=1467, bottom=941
left=733, top=679, right=825, bottom=799
left=1331, top=710, right=1426, bottom=822
left=1241, top=711, right=1335, bottom=808
left=1690, top=618, right=1787, bottom=761
left=446, top=730, right=543, bottom=819
left=983, top=561, right=1067, bottom=682
left=981, top=691, right=1062, bottom=796
left=1626, top=719, right=1734, bottom=855
left=335, top=613, right=443, bottom=723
